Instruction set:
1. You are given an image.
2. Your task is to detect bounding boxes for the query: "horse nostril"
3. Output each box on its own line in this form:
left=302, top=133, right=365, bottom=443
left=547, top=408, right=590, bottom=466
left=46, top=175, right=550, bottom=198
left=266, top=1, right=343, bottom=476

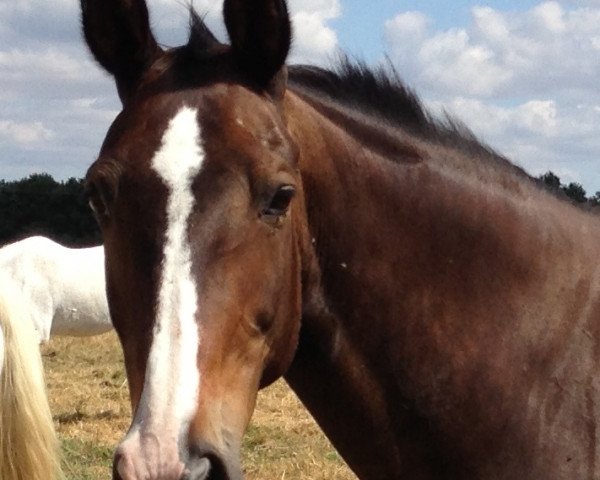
left=182, top=457, right=211, bottom=480
left=186, top=441, right=240, bottom=480
left=112, top=452, right=127, bottom=480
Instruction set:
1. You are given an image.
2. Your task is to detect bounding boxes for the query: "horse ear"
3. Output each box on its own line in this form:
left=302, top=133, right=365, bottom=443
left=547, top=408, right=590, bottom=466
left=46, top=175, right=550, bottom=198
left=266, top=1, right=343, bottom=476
left=81, top=0, right=162, bottom=103
left=223, top=0, right=291, bottom=96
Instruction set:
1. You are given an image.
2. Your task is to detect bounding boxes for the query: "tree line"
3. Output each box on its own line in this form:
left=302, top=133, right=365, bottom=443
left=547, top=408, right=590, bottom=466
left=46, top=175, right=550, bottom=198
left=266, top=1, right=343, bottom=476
left=0, top=173, right=100, bottom=247
left=0, top=171, right=598, bottom=248
left=538, top=171, right=600, bottom=208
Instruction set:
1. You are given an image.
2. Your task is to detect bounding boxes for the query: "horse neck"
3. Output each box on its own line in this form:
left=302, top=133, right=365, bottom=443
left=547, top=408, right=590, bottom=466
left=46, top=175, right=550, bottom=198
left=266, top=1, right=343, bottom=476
left=283, top=90, right=445, bottom=477
left=285, top=88, right=600, bottom=337
left=282, top=90, right=600, bottom=479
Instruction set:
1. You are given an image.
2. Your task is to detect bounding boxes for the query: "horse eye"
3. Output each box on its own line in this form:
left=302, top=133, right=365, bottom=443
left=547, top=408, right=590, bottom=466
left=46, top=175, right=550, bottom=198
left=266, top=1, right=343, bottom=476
left=85, top=180, right=112, bottom=224
left=262, top=185, right=296, bottom=217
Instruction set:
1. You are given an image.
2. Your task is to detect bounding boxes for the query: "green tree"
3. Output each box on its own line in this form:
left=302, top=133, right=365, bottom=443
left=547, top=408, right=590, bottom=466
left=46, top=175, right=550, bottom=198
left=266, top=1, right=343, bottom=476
left=539, top=171, right=561, bottom=191
left=562, top=182, right=587, bottom=203
left=538, top=171, right=599, bottom=208
left=0, top=174, right=100, bottom=247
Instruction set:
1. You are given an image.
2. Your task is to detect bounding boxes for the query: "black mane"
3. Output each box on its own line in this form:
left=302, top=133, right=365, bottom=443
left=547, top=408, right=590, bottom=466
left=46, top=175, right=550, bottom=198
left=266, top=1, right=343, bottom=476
left=289, top=60, right=429, bottom=133
left=287, top=59, right=513, bottom=165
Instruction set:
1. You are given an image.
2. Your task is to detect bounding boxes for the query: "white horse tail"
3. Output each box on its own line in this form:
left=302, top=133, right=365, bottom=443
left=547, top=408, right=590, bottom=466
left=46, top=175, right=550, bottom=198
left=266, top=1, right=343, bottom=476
left=0, top=285, right=63, bottom=480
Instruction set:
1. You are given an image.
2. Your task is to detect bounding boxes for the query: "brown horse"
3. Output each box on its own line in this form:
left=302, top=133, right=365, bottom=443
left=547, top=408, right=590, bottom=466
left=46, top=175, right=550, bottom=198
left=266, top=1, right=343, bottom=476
left=81, top=0, right=600, bottom=479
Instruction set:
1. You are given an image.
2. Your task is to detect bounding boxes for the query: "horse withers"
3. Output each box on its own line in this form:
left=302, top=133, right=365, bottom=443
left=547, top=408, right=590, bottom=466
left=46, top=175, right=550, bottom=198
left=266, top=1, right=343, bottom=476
left=0, top=236, right=112, bottom=342
left=81, top=0, right=600, bottom=479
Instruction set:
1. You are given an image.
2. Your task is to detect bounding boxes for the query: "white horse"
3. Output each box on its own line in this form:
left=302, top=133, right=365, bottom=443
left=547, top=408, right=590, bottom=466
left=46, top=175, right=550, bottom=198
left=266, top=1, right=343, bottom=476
left=0, top=236, right=112, bottom=342
left=0, top=281, right=63, bottom=480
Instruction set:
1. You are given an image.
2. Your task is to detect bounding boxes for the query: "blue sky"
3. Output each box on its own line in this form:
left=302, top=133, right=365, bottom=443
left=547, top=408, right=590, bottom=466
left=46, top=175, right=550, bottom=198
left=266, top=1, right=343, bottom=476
left=334, top=1, right=468, bottom=58
left=1, top=0, right=599, bottom=195
left=334, top=1, right=542, bottom=59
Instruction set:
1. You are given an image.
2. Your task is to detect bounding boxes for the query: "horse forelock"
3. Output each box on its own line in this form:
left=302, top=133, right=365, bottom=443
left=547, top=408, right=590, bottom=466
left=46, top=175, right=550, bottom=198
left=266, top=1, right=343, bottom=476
left=187, top=9, right=222, bottom=56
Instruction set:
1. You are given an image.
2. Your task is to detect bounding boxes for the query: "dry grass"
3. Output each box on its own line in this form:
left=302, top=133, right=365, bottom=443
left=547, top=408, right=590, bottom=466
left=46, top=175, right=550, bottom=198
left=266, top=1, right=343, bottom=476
left=41, top=333, right=355, bottom=479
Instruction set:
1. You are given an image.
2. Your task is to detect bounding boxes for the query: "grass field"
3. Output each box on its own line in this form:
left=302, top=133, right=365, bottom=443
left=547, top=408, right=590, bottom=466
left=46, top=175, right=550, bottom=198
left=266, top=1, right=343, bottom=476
left=41, top=333, right=355, bottom=479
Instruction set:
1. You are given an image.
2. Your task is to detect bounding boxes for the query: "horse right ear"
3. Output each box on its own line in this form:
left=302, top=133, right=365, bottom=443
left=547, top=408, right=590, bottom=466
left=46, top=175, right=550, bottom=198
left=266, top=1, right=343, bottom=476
left=223, top=0, right=291, bottom=97
left=81, top=0, right=162, bottom=103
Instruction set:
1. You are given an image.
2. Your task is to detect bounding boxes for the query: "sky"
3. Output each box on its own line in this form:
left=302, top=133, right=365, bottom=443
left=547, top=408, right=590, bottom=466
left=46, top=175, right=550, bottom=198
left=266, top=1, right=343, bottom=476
left=1, top=1, right=600, bottom=195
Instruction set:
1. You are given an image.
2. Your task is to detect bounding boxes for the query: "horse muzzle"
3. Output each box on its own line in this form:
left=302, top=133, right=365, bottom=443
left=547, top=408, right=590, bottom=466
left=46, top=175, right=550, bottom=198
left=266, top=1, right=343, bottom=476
left=112, top=438, right=242, bottom=480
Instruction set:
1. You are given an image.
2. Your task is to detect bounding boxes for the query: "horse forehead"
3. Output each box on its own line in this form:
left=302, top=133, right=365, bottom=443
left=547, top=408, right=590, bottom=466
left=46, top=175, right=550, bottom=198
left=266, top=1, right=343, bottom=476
left=204, top=94, right=294, bottom=171
left=98, top=86, right=288, bottom=188
left=151, top=106, right=204, bottom=185
left=193, top=83, right=286, bottom=141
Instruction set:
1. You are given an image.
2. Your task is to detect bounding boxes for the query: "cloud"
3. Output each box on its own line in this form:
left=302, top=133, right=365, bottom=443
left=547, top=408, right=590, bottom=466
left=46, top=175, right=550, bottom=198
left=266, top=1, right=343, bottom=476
left=287, top=0, right=343, bottom=63
left=426, top=95, right=600, bottom=188
left=384, top=2, right=600, bottom=192
left=384, top=12, right=430, bottom=70
left=385, top=2, right=600, bottom=100
left=0, top=0, right=78, bottom=49
left=0, top=48, right=99, bottom=96
left=291, top=10, right=339, bottom=63
left=0, top=120, right=53, bottom=146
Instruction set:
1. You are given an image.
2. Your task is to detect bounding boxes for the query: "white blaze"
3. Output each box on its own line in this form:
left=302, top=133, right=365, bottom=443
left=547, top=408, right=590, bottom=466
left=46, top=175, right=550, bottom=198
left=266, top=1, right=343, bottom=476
left=119, top=106, right=204, bottom=475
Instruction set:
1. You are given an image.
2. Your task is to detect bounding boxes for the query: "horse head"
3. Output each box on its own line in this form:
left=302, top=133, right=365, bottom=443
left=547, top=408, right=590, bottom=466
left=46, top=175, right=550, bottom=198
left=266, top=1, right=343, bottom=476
left=82, top=1, right=314, bottom=478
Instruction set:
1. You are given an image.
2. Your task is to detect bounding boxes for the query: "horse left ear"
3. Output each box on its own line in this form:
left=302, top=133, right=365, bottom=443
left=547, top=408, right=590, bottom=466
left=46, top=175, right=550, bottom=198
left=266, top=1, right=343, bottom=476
left=223, top=0, right=291, bottom=98
left=81, top=0, right=162, bottom=103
